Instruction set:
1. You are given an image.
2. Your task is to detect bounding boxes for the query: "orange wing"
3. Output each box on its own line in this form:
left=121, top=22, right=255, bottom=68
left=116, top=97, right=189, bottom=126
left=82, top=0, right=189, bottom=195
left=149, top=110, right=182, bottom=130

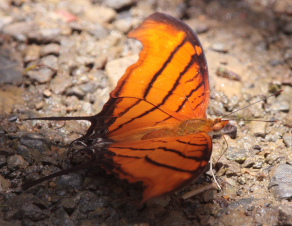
left=73, top=12, right=212, bottom=203
left=82, top=12, right=210, bottom=142
left=109, top=133, right=212, bottom=203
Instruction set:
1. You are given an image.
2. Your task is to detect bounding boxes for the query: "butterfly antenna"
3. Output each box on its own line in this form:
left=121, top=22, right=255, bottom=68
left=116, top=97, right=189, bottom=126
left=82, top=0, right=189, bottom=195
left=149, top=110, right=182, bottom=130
left=221, top=90, right=283, bottom=119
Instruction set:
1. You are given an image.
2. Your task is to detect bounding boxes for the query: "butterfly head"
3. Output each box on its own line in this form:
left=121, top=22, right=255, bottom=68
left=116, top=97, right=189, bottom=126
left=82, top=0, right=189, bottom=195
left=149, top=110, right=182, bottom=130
left=212, top=118, right=229, bottom=132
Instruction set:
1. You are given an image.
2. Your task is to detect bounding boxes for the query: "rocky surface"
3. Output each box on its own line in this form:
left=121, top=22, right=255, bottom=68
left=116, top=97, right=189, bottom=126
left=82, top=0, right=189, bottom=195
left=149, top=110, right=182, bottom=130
left=0, top=0, right=291, bottom=225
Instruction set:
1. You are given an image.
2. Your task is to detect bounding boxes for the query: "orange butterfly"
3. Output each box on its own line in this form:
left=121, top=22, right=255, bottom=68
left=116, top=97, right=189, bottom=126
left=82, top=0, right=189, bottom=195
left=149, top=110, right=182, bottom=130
left=24, top=12, right=229, bottom=203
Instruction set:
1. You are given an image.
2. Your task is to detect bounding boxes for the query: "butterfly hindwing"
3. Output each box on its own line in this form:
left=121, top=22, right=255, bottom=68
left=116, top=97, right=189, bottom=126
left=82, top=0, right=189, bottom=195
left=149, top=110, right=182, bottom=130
left=108, top=132, right=212, bottom=202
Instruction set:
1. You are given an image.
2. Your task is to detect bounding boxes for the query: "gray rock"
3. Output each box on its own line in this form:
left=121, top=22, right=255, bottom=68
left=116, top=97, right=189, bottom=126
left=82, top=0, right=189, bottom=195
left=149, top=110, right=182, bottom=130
left=26, top=68, right=54, bottom=83
left=40, top=55, right=58, bottom=70
left=226, top=147, right=249, bottom=163
left=7, top=155, right=29, bottom=170
left=222, top=123, right=237, bottom=139
left=114, top=19, right=132, bottom=33
left=0, top=130, right=7, bottom=146
left=60, top=197, right=77, bottom=215
left=79, top=81, right=98, bottom=93
left=0, top=50, right=23, bottom=85
left=87, top=23, right=109, bottom=40
left=279, top=204, right=292, bottom=225
left=225, top=161, right=241, bottom=176
left=24, top=44, right=40, bottom=63
left=66, top=86, right=86, bottom=99
left=40, top=43, right=61, bottom=56
left=3, top=21, right=37, bottom=41
left=269, top=164, right=292, bottom=200
left=0, top=174, right=11, bottom=192
left=20, top=133, right=50, bottom=153
left=0, top=155, right=6, bottom=166
left=57, top=173, right=83, bottom=189
left=78, top=191, right=109, bottom=214
left=16, top=144, right=42, bottom=164
left=283, top=133, right=292, bottom=148
left=211, top=42, right=228, bottom=53
left=283, top=21, right=292, bottom=34
left=252, top=156, right=265, bottom=169
left=53, top=208, right=75, bottom=226
left=28, top=28, right=62, bottom=43
left=50, top=73, right=72, bottom=94
left=265, top=132, right=282, bottom=142
left=104, top=0, right=135, bottom=10
left=250, top=121, right=266, bottom=137
left=270, top=100, right=290, bottom=112
left=0, top=16, right=13, bottom=30
left=84, top=6, right=116, bottom=23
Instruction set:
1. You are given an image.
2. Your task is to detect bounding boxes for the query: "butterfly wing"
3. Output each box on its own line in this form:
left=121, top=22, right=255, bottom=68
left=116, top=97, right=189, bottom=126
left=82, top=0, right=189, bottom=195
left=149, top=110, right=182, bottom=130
left=108, top=133, right=212, bottom=203
left=83, top=12, right=210, bottom=141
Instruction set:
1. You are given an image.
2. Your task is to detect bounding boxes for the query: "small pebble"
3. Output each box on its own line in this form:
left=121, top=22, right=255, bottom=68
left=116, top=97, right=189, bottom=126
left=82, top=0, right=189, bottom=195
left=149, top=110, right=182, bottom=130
left=0, top=16, right=13, bottom=30
left=271, top=100, right=290, bottom=113
left=84, top=6, right=116, bottom=23
left=57, top=173, right=83, bottom=189
left=60, top=197, right=77, bottom=214
left=226, top=148, right=248, bottom=163
left=249, top=121, right=266, bottom=137
left=40, top=43, right=61, bottom=56
left=225, top=161, right=241, bottom=176
left=28, top=28, right=62, bottom=43
left=114, top=19, right=132, bottom=33
left=40, top=55, right=58, bottom=70
left=269, top=164, right=292, bottom=201
left=283, top=133, right=292, bottom=148
left=7, top=155, right=29, bottom=170
left=50, top=73, right=72, bottom=94
left=20, top=133, right=50, bottom=153
left=24, top=44, right=41, bottom=63
left=0, top=175, right=11, bottom=192
left=66, top=86, right=86, bottom=99
left=216, top=67, right=241, bottom=81
left=35, top=101, right=44, bottom=110
left=79, top=81, right=98, bottom=93
left=104, top=0, right=135, bottom=10
left=283, top=21, right=292, bottom=35
left=278, top=204, right=292, bottom=225
left=78, top=191, right=109, bottom=214
left=26, top=68, right=54, bottom=83
left=3, top=21, right=37, bottom=41
left=43, top=89, right=52, bottom=97
left=87, top=23, right=109, bottom=40
left=0, top=54, right=23, bottom=85
left=211, top=42, right=228, bottom=53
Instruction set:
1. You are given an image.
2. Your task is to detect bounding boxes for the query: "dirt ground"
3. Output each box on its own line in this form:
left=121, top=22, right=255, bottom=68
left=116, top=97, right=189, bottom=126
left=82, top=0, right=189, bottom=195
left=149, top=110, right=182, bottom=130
left=0, top=0, right=292, bottom=225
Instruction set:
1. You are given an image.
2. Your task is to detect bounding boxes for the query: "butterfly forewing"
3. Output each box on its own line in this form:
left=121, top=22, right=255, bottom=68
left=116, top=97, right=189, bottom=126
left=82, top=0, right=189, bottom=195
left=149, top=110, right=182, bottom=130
left=92, top=13, right=210, bottom=138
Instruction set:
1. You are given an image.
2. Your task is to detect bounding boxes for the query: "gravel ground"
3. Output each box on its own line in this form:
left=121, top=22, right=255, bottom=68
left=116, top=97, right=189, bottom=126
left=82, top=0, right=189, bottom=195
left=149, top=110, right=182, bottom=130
left=0, top=0, right=292, bottom=225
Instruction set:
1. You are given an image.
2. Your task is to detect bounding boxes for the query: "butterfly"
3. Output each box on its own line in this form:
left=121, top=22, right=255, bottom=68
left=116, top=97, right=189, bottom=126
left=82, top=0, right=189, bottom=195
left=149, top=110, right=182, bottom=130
left=24, top=12, right=229, bottom=203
